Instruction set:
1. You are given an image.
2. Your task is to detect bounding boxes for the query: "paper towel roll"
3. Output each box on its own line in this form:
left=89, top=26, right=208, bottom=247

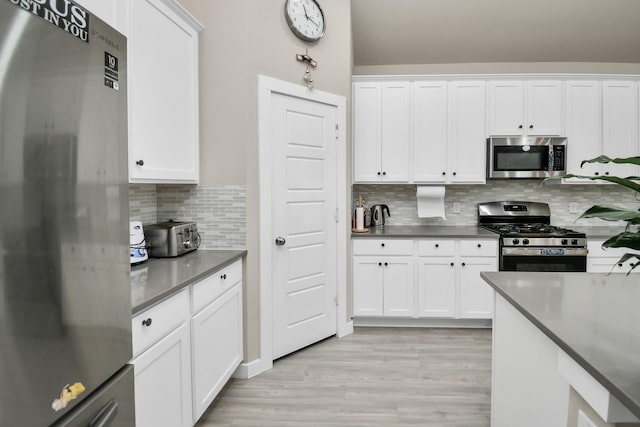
left=417, top=186, right=446, bottom=219
left=355, top=207, right=364, bottom=229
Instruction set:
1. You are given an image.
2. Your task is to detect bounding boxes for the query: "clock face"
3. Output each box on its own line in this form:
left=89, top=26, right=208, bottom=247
left=285, top=0, right=325, bottom=42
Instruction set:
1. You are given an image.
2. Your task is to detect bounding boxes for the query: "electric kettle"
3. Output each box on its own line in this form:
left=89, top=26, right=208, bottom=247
left=369, top=204, right=390, bottom=227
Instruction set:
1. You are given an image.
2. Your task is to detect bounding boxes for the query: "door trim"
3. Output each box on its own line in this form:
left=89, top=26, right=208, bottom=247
left=257, top=75, right=350, bottom=375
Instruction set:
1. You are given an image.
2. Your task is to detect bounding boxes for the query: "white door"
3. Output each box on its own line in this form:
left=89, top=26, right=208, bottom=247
left=271, top=92, right=338, bottom=360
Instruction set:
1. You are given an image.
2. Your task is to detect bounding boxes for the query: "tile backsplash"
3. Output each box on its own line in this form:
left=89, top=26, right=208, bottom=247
left=353, top=181, right=639, bottom=227
left=129, top=184, right=246, bottom=249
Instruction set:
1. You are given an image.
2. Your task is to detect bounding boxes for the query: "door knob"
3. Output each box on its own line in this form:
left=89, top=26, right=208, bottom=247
left=275, top=236, right=286, bottom=246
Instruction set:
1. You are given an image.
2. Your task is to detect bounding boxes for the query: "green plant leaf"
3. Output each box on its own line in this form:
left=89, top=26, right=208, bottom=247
left=601, top=231, right=640, bottom=251
left=578, top=206, right=640, bottom=224
left=580, top=155, right=640, bottom=167
left=561, top=174, right=640, bottom=192
left=614, top=253, right=640, bottom=276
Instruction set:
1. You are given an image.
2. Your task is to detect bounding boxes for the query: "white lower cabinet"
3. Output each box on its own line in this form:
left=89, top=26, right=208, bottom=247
left=132, top=290, right=192, bottom=427
left=131, top=259, right=244, bottom=426
left=133, top=322, right=192, bottom=427
left=417, top=239, right=497, bottom=320
left=353, top=256, right=414, bottom=317
left=191, top=282, right=243, bottom=423
left=587, top=240, right=640, bottom=273
left=353, top=237, right=497, bottom=321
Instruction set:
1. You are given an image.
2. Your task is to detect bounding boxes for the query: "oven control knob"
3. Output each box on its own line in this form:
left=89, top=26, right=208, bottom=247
left=522, top=239, right=529, bottom=245
left=512, top=239, right=520, bottom=245
left=571, top=239, right=579, bottom=245
left=561, top=239, right=568, bottom=245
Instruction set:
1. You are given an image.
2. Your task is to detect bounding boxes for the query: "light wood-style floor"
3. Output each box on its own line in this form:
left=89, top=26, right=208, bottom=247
left=196, top=327, right=492, bottom=427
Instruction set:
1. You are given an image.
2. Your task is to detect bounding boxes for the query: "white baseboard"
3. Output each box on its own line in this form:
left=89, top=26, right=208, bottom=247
left=338, top=320, right=354, bottom=338
left=232, top=358, right=270, bottom=379
left=353, top=317, right=492, bottom=328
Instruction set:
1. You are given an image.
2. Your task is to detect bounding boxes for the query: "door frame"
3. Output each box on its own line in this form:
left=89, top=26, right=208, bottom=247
left=256, top=75, right=351, bottom=375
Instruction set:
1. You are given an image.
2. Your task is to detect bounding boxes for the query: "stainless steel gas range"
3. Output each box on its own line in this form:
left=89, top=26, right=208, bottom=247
left=478, top=201, right=588, bottom=272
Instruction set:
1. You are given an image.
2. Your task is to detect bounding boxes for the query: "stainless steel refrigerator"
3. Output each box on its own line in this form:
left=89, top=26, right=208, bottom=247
left=0, top=1, right=134, bottom=425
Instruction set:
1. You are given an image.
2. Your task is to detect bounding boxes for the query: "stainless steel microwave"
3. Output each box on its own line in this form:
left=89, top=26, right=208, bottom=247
left=487, top=137, right=567, bottom=179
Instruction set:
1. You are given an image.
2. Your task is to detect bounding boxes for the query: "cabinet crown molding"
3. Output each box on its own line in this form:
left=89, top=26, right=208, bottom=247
left=352, top=73, right=640, bottom=82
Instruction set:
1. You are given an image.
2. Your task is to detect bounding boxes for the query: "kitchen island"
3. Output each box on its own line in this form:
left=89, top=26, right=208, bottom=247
left=482, top=271, right=640, bottom=427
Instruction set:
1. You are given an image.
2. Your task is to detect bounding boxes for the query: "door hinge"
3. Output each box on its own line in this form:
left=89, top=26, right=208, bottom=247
left=335, top=124, right=339, bottom=140
left=334, top=207, right=339, bottom=223
left=334, top=296, right=339, bottom=306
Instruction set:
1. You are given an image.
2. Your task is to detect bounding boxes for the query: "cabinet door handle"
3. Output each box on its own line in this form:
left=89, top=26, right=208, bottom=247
left=461, top=262, right=466, bottom=267
left=381, top=243, right=385, bottom=247
left=618, top=263, right=624, bottom=267
left=142, top=318, right=152, bottom=327
left=529, top=125, right=533, bottom=129
left=382, top=171, right=386, bottom=176
left=384, top=262, right=388, bottom=266
left=435, top=243, right=439, bottom=248
left=442, top=172, right=446, bottom=176
left=450, top=262, right=454, bottom=267
left=477, top=243, right=482, bottom=248
left=605, top=171, right=610, bottom=176
left=136, top=160, right=144, bottom=166
left=377, top=171, right=381, bottom=176
left=518, top=125, right=523, bottom=129
left=594, top=172, right=600, bottom=176
left=221, top=274, right=227, bottom=280
left=378, top=262, right=382, bottom=266
left=452, top=172, right=457, bottom=176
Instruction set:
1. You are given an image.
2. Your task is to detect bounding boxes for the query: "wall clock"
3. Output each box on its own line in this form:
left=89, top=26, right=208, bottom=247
left=284, top=0, right=325, bottom=42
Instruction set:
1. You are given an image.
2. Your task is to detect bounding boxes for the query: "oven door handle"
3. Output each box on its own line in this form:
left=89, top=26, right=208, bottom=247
left=502, top=248, right=589, bottom=256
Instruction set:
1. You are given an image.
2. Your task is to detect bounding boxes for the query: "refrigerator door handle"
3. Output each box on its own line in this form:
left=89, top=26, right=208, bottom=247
left=89, top=399, right=118, bottom=427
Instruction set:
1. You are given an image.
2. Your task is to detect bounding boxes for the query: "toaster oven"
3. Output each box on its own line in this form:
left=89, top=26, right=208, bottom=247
left=143, top=221, right=200, bottom=257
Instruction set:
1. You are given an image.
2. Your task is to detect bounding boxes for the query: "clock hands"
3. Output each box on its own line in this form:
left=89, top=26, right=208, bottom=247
left=302, top=4, right=320, bottom=29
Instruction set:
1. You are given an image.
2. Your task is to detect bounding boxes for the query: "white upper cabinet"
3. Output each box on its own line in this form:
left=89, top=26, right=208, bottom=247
left=128, top=0, right=203, bottom=183
left=75, top=0, right=128, bottom=35
left=489, top=80, right=563, bottom=136
left=602, top=81, right=639, bottom=178
left=564, top=81, right=602, bottom=180
left=565, top=80, right=639, bottom=182
left=412, top=81, right=449, bottom=183
left=353, top=82, right=410, bottom=182
left=353, top=82, right=382, bottom=182
left=447, top=81, right=487, bottom=184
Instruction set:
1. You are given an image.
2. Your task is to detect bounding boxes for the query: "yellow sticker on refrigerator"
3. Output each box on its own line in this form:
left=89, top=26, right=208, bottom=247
left=51, top=382, right=86, bottom=412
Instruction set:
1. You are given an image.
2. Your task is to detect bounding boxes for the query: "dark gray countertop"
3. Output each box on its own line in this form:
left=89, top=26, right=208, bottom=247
left=352, top=225, right=498, bottom=238
left=481, top=271, right=640, bottom=419
left=352, top=225, right=626, bottom=239
left=130, top=249, right=247, bottom=315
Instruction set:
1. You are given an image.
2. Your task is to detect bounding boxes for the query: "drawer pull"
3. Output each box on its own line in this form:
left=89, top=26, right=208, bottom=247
left=462, top=262, right=466, bottom=267
left=384, top=262, right=388, bottom=266
left=221, top=274, right=227, bottom=280
left=450, top=262, right=454, bottom=267
left=381, top=243, right=385, bottom=247
left=435, top=243, right=439, bottom=248
left=378, top=262, right=382, bottom=266
left=142, top=318, right=152, bottom=327
left=477, top=243, right=482, bottom=248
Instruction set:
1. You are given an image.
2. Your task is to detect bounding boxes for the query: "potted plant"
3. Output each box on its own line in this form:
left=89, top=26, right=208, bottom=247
left=563, top=155, right=640, bottom=274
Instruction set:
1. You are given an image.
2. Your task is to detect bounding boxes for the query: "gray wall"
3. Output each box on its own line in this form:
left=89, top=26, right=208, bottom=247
left=174, top=0, right=353, bottom=363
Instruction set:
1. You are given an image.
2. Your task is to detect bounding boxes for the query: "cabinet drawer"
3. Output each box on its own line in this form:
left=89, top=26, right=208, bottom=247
left=352, top=239, right=413, bottom=256
left=132, top=289, right=190, bottom=357
left=587, top=241, right=632, bottom=258
left=459, top=239, right=498, bottom=257
left=417, top=239, right=455, bottom=256
left=192, top=260, right=242, bottom=313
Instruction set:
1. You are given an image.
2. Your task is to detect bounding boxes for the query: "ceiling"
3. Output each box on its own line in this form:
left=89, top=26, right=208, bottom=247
left=351, top=0, right=640, bottom=66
